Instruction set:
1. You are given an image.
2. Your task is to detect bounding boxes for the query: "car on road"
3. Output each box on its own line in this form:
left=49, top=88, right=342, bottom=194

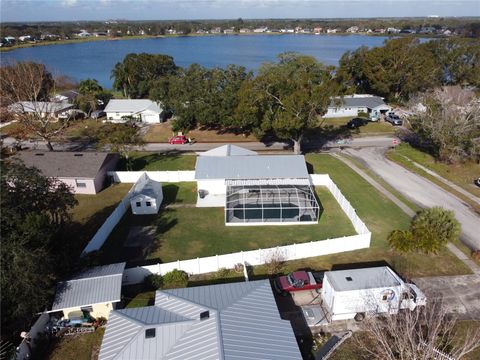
left=385, top=113, right=403, bottom=126
left=274, top=270, right=324, bottom=295
left=347, top=117, right=368, bottom=129
left=169, top=135, right=189, bottom=144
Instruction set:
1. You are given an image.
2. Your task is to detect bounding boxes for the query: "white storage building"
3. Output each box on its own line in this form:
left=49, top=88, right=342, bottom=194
left=324, top=95, right=391, bottom=119
left=104, top=99, right=164, bottom=123
left=130, top=173, right=163, bottom=215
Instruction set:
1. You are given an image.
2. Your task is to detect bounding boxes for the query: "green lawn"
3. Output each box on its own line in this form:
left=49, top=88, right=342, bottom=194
left=46, top=327, right=105, bottom=360
left=319, top=116, right=396, bottom=135
left=101, top=185, right=356, bottom=264
left=124, top=152, right=197, bottom=171
left=387, top=143, right=480, bottom=199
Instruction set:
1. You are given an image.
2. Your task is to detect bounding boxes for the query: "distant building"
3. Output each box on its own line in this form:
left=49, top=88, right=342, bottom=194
left=346, top=26, right=359, bottom=33
left=52, top=90, right=79, bottom=103
left=387, top=27, right=401, bottom=34
left=239, top=28, right=250, bottom=33
left=210, top=27, right=222, bottom=34
left=77, top=30, right=91, bottom=37
left=374, top=28, right=386, bottom=33
left=14, top=151, right=119, bottom=194
left=18, top=35, right=33, bottom=41
left=253, top=27, right=268, bottom=33
left=325, top=94, right=391, bottom=120
left=326, top=28, right=339, bottom=34
left=314, top=27, right=323, bottom=34
left=104, top=99, right=165, bottom=123
left=223, top=28, right=235, bottom=34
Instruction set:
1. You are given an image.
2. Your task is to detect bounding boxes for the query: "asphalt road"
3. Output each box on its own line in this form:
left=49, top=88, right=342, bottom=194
left=342, top=147, right=480, bottom=251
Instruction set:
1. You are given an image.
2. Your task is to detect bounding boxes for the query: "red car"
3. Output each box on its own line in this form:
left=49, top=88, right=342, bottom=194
left=274, top=271, right=324, bottom=295
left=169, top=135, right=189, bottom=144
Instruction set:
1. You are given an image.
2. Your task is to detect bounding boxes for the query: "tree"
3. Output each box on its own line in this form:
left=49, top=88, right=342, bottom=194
left=388, top=207, right=460, bottom=254
left=235, top=53, right=339, bottom=153
left=111, top=53, right=178, bottom=98
left=355, top=297, right=480, bottom=360
left=0, top=61, right=71, bottom=151
left=97, top=122, right=144, bottom=170
left=77, top=78, right=103, bottom=95
left=1, top=161, right=77, bottom=338
left=408, top=87, right=480, bottom=163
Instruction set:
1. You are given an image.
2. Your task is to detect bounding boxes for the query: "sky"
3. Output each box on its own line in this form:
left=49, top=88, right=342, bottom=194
left=1, top=0, right=479, bottom=22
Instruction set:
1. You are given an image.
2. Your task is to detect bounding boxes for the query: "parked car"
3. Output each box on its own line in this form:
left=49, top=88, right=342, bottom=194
left=91, top=110, right=106, bottom=119
left=58, top=109, right=86, bottom=120
left=169, top=135, right=189, bottom=144
left=474, top=178, right=480, bottom=187
left=274, top=270, right=324, bottom=295
left=347, top=117, right=368, bottom=129
left=385, top=113, right=403, bottom=126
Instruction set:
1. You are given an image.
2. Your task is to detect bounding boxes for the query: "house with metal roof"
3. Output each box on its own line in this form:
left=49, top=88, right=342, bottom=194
left=130, top=173, right=163, bottom=215
left=104, top=99, right=165, bottom=123
left=15, top=151, right=119, bottom=194
left=98, top=280, right=301, bottom=360
left=199, top=144, right=258, bottom=157
left=324, top=94, right=391, bottom=119
left=49, top=263, right=126, bottom=320
left=8, top=101, right=75, bottom=119
left=195, top=145, right=319, bottom=225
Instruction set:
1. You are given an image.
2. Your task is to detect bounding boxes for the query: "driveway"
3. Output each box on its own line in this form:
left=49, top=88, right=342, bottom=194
left=413, top=275, right=480, bottom=320
left=342, top=147, right=480, bottom=251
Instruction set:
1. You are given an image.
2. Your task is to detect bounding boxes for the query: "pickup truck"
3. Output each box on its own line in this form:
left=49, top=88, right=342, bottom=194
left=274, top=271, right=324, bottom=295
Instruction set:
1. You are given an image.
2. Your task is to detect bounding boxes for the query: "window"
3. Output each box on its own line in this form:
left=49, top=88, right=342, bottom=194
left=145, top=328, right=156, bottom=339
left=146, top=201, right=152, bottom=207
left=136, top=202, right=141, bottom=207
left=345, top=277, right=353, bottom=282
left=80, top=306, right=93, bottom=312
left=76, top=180, right=87, bottom=188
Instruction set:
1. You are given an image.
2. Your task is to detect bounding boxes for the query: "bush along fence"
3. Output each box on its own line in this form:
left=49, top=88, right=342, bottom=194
left=117, top=172, right=371, bottom=285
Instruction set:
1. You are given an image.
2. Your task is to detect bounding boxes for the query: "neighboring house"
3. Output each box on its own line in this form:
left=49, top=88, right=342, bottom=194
left=52, top=90, right=79, bottom=103
left=324, top=94, right=391, bottom=120
left=195, top=145, right=320, bottom=225
left=15, top=151, right=119, bottom=194
left=8, top=101, right=75, bottom=119
left=98, top=280, right=302, bottom=360
left=49, top=263, right=126, bottom=320
left=104, top=99, right=165, bottom=123
left=130, top=173, right=163, bottom=215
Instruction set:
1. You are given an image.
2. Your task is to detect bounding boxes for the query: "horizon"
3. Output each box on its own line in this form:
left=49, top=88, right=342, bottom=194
left=1, top=0, right=479, bottom=23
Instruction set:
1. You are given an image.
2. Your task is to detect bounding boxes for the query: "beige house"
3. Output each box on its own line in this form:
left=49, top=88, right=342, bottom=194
left=50, top=263, right=126, bottom=320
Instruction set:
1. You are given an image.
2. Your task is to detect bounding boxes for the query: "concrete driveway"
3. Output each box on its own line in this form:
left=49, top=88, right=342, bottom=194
left=343, top=147, right=480, bottom=251
left=413, top=275, right=480, bottom=320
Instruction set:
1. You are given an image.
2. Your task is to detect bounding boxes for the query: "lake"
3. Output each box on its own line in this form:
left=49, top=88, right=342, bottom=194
left=2, top=34, right=392, bottom=89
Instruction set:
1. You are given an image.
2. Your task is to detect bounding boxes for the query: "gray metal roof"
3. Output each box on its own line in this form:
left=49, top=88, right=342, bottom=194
left=104, top=99, right=163, bottom=114
left=329, top=95, right=389, bottom=109
left=195, top=155, right=309, bottom=180
left=52, top=263, right=125, bottom=311
left=325, top=266, right=402, bottom=292
left=15, top=151, right=118, bottom=179
left=99, top=280, right=301, bottom=360
left=200, top=145, right=258, bottom=157
left=9, top=101, right=74, bottom=113
left=131, top=173, right=163, bottom=199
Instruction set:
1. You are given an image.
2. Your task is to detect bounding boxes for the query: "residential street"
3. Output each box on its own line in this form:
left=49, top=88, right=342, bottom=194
left=342, top=147, right=480, bottom=251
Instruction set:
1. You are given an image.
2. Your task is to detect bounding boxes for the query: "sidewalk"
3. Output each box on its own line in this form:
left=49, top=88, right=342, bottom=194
left=331, top=152, right=480, bottom=275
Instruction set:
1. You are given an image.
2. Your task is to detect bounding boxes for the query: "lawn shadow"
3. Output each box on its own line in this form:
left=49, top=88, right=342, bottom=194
left=331, top=260, right=392, bottom=271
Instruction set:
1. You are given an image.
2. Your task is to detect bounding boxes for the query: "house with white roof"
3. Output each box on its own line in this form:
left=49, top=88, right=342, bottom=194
left=98, top=280, right=301, bottom=360
left=8, top=101, right=75, bottom=119
left=49, top=263, right=126, bottom=320
left=324, top=94, right=391, bottom=120
left=195, top=145, right=320, bottom=225
left=130, top=173, right=163, bottom=215
left=104, top=99, right=165, bottom=123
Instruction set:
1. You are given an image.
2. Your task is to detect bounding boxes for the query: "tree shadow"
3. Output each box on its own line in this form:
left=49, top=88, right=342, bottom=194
left=303, top=125, right=353, bottom=151
left=162, top=184, right=180, bottom=205
left=118, top=150, right=185, bottom=171
left=331, top=260, right=392, bottom=271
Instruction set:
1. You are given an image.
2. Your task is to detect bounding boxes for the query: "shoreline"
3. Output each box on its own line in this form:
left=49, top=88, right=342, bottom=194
left=0, top=32, right=442, bottom=53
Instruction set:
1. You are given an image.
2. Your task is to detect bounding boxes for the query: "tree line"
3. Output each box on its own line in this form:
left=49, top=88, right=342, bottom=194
left=111, top=37, right=480, bottom=155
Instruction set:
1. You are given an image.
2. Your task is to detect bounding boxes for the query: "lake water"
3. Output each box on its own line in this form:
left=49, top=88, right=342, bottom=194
left=1, top=34, right=392, bottom=89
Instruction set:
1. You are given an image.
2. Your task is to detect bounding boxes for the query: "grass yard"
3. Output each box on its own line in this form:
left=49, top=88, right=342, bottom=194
left=143, top=122, right=256, bottom=143
left=101, top=185, right=356, bottom=264
left=387, top=143, right=480, bottom=199
left=45, top=327, right=105, bottom=360
left=319, top=116, right=396, bottom=135
left=123, top=151, right=196, bottom=171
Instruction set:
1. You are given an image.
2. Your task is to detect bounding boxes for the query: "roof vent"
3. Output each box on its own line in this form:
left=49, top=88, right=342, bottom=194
left=200, top=311, right=210, bottom=320
left=74, top=153, right=84, bottom=157
left=145, top=328, right=156, bottom=339
left=35, top=153, right=45, bottom=156
left=346, top=276, right=353, bottom=282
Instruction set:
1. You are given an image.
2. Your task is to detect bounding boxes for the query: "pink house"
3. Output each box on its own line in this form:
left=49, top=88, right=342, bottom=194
left=15, top=151, right=119, bottom=194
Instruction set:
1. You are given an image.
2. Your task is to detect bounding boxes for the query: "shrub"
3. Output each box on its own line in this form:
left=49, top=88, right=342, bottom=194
left=214, top=268, right=234, bottom=282
left=162, top=269, right=189, bottom=289
left=145, top=274, right=163, bottom=290
left=263, top=248, right=286, bottom=275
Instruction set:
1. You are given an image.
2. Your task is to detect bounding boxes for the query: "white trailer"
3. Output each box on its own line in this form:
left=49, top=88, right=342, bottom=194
left=316, top=266, right=426, bottom=323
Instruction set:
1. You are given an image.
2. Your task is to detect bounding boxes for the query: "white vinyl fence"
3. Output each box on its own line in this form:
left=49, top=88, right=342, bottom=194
left=108, top=170, right=195, bottom=183
left=15, top=312, right=50, bottom=360
left=82, top=184, right=135, bottom=254
left=122, top=173, right=371, bottom=285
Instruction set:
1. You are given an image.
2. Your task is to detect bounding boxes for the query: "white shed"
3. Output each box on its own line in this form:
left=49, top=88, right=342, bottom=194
left=130, top=173, right=163, bottom=215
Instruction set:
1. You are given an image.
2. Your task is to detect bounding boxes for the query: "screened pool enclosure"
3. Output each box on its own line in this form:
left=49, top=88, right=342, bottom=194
left=225, top=181, right=320, bottom=225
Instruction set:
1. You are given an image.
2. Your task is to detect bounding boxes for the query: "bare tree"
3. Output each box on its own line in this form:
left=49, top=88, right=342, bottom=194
left=408, top=87, right=480, bottom=163
left=355, top=297, right=480, bottom=360
left=262, top=247, right=287, bottom=275
left=0, top=61, right=73, bottom=151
